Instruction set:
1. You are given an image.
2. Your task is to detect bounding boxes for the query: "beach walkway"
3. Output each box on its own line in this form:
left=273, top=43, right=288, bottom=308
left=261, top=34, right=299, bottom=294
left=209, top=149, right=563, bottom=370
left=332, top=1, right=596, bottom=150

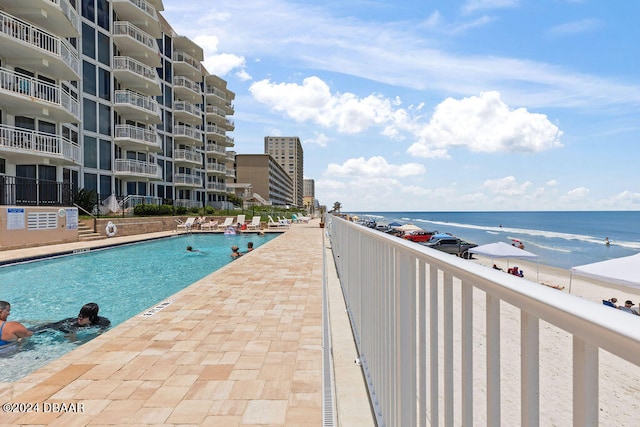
left=0, top=220, right=372, bottom=425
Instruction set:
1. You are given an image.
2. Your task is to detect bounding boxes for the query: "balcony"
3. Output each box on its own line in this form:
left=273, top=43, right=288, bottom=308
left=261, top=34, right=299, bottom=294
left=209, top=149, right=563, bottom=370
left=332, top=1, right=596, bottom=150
left=172, top=51, right=202, bottom=80
left=173, top=124, right=202, bottom=146
left=206, top=125, right=234, bottom=147
left=114, top=158, right=162, bottom=180
left=225, top=167, right=235, bottom=178
left=206, top=181, right=228, bottom=193
left=0, top=0, right=80, bottom=37
left=205, top=143, right=226, bottom=159
left=0, top=67, right=80, bottom=122
left=206, top=162, right=225, bottom=176
left=112, top=21, right=161, bottom=68
left=173, top=76, right=202, bottom=103
left=113, top=56, right=161, bottom=96
left=174, top=148, right=202, bottom=166
left=0, top=124, right=80, bottom=165
left=206, top=85, right=234, bottom=113
left=173, top=100, right=202, bottom=125
left=0, top=11, right=80, bottom=79
left=113, top=89, right=162, bottom=124
left=174, top=173, right=202, bottom=188
left=114, top=124, right=161, bottom=152
left=111, top=0, right=161, bottom=38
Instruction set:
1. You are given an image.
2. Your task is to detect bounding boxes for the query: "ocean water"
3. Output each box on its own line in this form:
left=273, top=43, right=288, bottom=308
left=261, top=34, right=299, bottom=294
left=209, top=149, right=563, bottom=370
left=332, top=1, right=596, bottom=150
left=355, top=211, right=640, bottom=270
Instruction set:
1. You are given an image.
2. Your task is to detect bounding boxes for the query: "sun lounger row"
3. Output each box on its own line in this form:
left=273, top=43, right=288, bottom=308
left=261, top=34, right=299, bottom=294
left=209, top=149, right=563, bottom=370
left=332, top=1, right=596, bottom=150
left=177, top=215, right=265, bottom=232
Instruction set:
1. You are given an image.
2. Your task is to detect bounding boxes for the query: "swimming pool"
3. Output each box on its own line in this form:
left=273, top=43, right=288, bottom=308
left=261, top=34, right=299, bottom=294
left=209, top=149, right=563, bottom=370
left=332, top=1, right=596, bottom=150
left=0, top=232, right=278, bottom=382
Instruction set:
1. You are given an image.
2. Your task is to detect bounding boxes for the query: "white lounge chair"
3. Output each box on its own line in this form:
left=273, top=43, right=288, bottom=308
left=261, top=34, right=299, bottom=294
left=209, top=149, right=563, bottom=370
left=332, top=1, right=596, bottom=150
left=236, top=214, right=246, bottom=229
left=247, top=216, right=262, bottom=230
left=217, top=217, right=234, bottom=230
left=200, top=220, right=218, bottom=231
left=177, top=217, right=196, bottom=233
left=267, top=215, right=288, bottom=229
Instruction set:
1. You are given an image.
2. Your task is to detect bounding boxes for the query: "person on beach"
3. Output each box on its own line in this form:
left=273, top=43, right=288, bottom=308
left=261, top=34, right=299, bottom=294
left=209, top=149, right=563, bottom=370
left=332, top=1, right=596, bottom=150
left=605, top=237, right=610, bottom=246
left=231, top=245, right=242, bottom=259
left=0, top=301, right=33, bottom=345
left=493, top=264, right=503, bottom=271
left=618, top=300, right=638, bottom=315
left=603, top=297, right=618, bottom=308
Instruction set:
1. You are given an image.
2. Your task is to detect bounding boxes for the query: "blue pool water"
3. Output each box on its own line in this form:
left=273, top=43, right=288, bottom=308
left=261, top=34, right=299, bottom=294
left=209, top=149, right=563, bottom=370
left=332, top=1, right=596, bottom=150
left=0, top=232, right=278, bottom=382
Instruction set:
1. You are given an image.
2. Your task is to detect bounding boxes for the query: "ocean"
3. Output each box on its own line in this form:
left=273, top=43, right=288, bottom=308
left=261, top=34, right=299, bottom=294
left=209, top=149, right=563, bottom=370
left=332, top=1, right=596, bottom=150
left=354, top=211, right=640, bottom=270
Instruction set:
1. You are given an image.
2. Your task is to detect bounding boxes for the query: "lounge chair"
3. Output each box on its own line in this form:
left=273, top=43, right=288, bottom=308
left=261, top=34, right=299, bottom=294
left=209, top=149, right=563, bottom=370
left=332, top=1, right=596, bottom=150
left=177, top=217, right=196, bottom=233
left=217, top=217, right=234, bottom=230
left=268, top=215, right=288, bottom=229
left=236, top=214, right=246, bottom=229
left=200, top=220, right=218, bottom=231
left=247, top=216, right=262, bottom=230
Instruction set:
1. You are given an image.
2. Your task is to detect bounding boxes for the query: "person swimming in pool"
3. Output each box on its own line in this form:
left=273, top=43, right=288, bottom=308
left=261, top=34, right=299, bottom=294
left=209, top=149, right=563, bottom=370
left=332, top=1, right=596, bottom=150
left=0, top=301, right=33, bottom=346
left=32, top=303, right=111, bottom=334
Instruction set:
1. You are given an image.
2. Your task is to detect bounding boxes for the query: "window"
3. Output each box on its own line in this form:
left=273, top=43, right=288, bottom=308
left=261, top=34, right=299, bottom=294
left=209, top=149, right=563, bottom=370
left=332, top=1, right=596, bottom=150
left=0, top=158, right=5, bottom=174
left=99, top=174, right=111, bottom=196
left=83, top=61, right=96, bottom=95
left=98, top=68, right=110, bottom=100
left=83, top=98, right=96, bottom=131
left=99, top=139, right=111, bottom=170
left=164, top=59, right=171, bottom=83
left=83, top=136, right=97, bottom=168
left=97, top=32, right=110, bottom=65
left=82, top=0, right=95, bottom=21
left=83, top=173, right=97, bottom=192
left=97, top=0, right=109, bottom=30
left=82, top=23, right=95, bottom=58
left=98, top=103, right=111, bottom=135
left=38, top=121, right=56, bottom=135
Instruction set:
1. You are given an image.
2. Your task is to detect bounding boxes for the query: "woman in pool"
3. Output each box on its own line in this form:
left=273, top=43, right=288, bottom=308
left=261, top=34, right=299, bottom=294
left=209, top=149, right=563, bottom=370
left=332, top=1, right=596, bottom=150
left=0, top=301, right=33, bottom=345
left=33, top=303, right=111, bottom=333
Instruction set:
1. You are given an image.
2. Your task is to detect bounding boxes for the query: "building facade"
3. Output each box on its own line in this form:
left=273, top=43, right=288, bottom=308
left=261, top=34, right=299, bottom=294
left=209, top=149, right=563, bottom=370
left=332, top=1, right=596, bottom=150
left=0, top=0, right=234, bottom=210
left=303, top=178, right=315, bottom=214
left=235, top=154, right=293, bottom=206
left=264, top=136, right=303, bottom=207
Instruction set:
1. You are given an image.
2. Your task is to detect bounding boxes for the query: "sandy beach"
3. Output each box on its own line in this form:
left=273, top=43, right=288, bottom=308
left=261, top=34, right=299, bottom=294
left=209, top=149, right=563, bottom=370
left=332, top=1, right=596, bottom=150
left=462, top=254, right=640, bottom=426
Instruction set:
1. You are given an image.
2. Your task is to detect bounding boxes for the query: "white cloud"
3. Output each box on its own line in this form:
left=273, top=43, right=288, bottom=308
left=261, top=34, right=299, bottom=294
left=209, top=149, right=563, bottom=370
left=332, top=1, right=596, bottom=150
left=549, top=19, right=601, bottom=36
left=563, top=187, right=590, bottom=201
left=482, top=176, right=532, bottom=196
left=304, top=133, right=333, bottom=147
left=324, top=156, right=425, bottom=178
left=407, top=91, right=563, bottom=158
left=462, top=0, right=519, bottom=14
left=546, top=179, right=558, bottom=186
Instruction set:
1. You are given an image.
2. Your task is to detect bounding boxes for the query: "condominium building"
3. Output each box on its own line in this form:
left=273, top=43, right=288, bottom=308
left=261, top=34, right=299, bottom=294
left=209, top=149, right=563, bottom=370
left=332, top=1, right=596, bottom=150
left=303, top=178, right=315, bottom=214
left=264, top=136, right=303, bottom=207
left=235, top=154, right=293, bottom=206
left=0, top=0, right=234, bottom=210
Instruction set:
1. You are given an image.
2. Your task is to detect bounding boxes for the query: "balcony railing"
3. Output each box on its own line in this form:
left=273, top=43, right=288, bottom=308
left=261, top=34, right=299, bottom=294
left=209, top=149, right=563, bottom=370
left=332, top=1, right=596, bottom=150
left=328, top=216, right=640, bottom=426
left=206, top=182, right=227, bottom=192
left=114, top=124, right=161, bottom=150
left=205, top=143, right=226, bottom=155
left=114, top=158, right=161, bottom=179
left=0, top=175, right=72, bottom=206
left=114, top=89, right=160, bottom=115
left=113, top=21, right=158, bottom=52
left=205, top=125, right=225, bottom=137
left=55, top=0, right=81, bottom=33
left=172, top=51, right=202, bottom=73
left=0, top=124, right=79, bottom=163
left=0, top=11, right=80, bottom=77
left=174, top=149, right=203, bottom=164
left=173, top=76, right=202, bottom=95
left=174, top=124, right=203, bottom=142
left=174, top=173, right=202, bottom=187
left=113, top=56, right=161, bottom=85
left=174, top=100, right=202, bottom=117
left=206, top=163, right=225, bottom=173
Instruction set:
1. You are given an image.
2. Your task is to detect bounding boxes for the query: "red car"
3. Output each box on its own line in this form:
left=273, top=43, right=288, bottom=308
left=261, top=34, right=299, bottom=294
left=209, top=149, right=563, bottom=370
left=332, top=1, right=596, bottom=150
left=402, top=230, right=437, bottom=242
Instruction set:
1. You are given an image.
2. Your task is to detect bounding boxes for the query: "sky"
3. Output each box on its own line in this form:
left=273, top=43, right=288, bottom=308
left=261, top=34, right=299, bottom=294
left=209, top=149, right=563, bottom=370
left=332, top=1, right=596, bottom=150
left=162, top=0, right=640, bottom=212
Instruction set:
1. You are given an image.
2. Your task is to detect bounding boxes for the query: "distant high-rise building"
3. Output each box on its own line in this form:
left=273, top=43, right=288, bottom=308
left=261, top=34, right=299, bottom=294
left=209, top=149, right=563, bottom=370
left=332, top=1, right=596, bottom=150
left=264, top=136, right=303, bottom=207
left=303, top=179, right=315, bottom=214
left=236, top=154, right=293, bottom=206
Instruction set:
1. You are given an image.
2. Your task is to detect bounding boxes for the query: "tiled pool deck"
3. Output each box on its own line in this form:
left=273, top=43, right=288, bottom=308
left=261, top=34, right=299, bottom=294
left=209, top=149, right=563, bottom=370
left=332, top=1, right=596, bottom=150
left=0, top=220, right=373, bottom=426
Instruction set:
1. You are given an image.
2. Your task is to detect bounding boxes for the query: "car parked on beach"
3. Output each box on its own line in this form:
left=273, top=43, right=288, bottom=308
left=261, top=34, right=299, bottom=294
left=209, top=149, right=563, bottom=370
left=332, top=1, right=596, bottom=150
left=421, top=236, right=478, bottom=259
left=403, top=230, right=438, bottom=243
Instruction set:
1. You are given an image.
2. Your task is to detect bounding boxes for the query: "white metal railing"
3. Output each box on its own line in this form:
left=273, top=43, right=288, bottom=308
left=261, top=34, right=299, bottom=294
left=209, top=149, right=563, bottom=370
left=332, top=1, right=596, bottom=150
left=327, top=216, right=640, bottom=426
left=205, top=104, right=225, bottom=117
left=206, top=163, right=225, bottom=173
left=114, top=0, right=158, bottom=20
left=174, top=198, right=201, bottom=208
left=173, top=51, right=201, bottom=72
left=113, top=56, right=161, bottom=85
left=206, top=85, right=227, bottom=100
left=0, top=124, right=79, bottom=162
left=114, top=124, right=161, bottom=149
left=121, top=194, right=162, bottom=211
left=114, top=89, right=159, bottom=115
left=206, top=125, right=225, bottom=136
left=52, top=0, right=80, bottom=34
left=0, top=67, right=80, bottom=119
left=174, top=124, right=203, bottom=141
left=113, top=21, right=158, bottom=52
left=174, top=100, right=202, bottom=117
left=173, top=76, right=202, bottom=95
left=225, top=135, right=234, bottom=146
left=114, top=158, right=161, bottom=179
left=206, top=182, right=227, bottom=192
left=205, top=143, right=226, bottom=155
left=174, top=148, right=202, bottom=164
left=174, top=173, right=202, bottom=187
left=0, top=11, right=79, bottom=76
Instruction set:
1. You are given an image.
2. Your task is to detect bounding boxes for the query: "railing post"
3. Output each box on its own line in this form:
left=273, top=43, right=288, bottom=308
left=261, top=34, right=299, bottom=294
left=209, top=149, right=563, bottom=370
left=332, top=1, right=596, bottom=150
left=573, top=337, right=598, bottom=427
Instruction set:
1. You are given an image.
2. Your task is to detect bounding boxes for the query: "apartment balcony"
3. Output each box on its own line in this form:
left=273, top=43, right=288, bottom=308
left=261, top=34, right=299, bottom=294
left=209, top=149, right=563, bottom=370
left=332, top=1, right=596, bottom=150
left=206, top=85, right=234, bottom=114
left=112, top=0, right=161, bottom=38
left=114, top=158, right=162, bottom=180
left=113, top=21, right=161, bottom=68
left=173, top=76, right=202, bottom=103
left=174, top=173, right=202, bottom=188
left=206, top=125, right=234, bottom=147
left=0, top=11, right=80, bottom=79
left=174, top=148, right=202, bottom=166
left=205, top=143, right=227, bottom=159
left=113, top=56, right=162, bottom=96
left=0, top=124, right=79, bottom=165
left=0, top=0, right=80, bottom=37
left=0, top=67, right=80, bottom=122
left=225, top=167, right=235, bottom=179
left=206, top=181, right=228, bottom=193
left=206, top=162, right=225, bottom=176
left=172, top=51, right=202, bottom=80
left=173, top=124, right=202, bottom=146
left=114, top=124, right=161, bottom=152
left=173, top=100, right=202, bottom=125
left=113, top=89, right=162, bottom=124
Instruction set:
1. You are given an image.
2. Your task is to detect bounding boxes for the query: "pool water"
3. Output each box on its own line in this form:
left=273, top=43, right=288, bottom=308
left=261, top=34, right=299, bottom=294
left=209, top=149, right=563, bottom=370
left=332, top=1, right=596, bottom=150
left=0, top=232, right=278, bottom=382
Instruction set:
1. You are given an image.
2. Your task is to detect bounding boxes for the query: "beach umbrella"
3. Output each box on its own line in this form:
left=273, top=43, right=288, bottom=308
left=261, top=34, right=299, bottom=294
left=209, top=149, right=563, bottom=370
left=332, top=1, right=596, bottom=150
left=569, top=253, right=640, bottom=293
left=388, top=221, right=403, bottom=227
left=396, top=224, right=423, bottom=231
left=469, top=242, right=539, bottom=282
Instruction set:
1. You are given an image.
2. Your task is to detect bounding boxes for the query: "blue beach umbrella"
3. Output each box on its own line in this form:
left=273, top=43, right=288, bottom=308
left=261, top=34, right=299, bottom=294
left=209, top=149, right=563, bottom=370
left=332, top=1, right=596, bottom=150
left=388, top=221, right=403, bottom=227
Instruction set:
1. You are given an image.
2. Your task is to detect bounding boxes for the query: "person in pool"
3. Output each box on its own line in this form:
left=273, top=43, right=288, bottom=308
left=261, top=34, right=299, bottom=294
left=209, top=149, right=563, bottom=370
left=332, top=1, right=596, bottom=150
left=0, top=301, right=33, bottom=345
left=32, top=303, right=111, bottom=334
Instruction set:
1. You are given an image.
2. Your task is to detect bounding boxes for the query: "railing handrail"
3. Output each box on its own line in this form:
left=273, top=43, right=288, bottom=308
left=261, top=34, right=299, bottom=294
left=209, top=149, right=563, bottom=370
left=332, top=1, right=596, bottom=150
left=328, top=216, right=640, bottom=426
